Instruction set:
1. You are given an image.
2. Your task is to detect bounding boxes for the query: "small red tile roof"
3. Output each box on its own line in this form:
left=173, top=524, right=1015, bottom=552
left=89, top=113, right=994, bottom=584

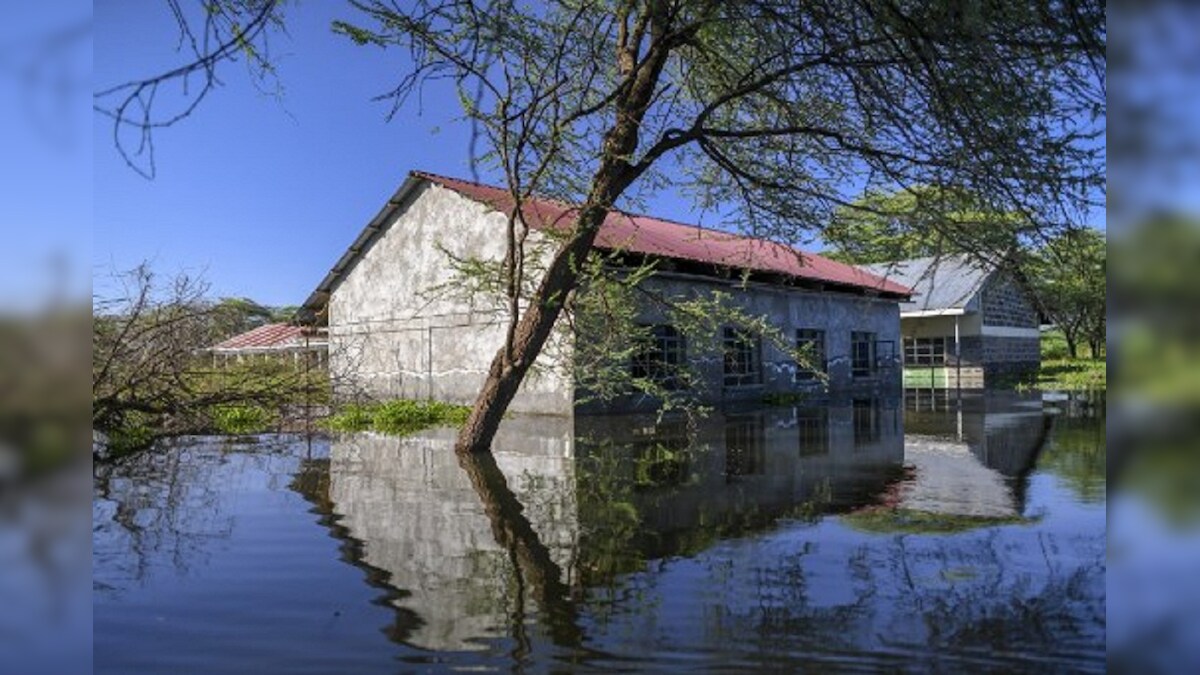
left=414, top=171, right=911, bottom=296
left=212, top=323, right=311, bottom=351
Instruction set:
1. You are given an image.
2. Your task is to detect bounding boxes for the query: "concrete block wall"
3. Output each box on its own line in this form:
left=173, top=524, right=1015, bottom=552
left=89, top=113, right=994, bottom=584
left=980, top=274, right=1039, bottom=329
left=328, top=180, right=905, bottom=414
left=578, top=274, right=903, bottom=411
left=327, top=182, right=573, bottom=414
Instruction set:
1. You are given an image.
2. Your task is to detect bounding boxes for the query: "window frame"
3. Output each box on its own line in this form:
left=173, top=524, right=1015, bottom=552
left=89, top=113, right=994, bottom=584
left=794, top=328, right=827, bottom=382
left=903, top=336, right=951, bottom=366
left=630, top=324, right=687, bottom=390
left=722, top=327, right=762, bottom=387
left=851, top=331, right=877, bottom=379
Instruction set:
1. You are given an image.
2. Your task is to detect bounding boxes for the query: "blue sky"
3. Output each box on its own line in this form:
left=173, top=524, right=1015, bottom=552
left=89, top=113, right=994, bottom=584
left=95, top=2, right=474, bottom=306
left=95, top=3, right=1107, bottom=308
left=95, top=3, right=710, bottom=307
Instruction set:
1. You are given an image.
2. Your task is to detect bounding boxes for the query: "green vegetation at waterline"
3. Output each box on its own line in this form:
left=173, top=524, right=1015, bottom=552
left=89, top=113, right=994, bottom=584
left=212, top=404, right=278, bottom=435
left=842, top=507, right=1035, bottom=535
left=323, top=399, right=471, bottom=436
left=93, top=266, right=329, bottom=458
left=1027, top=359, right=1106, bottom=391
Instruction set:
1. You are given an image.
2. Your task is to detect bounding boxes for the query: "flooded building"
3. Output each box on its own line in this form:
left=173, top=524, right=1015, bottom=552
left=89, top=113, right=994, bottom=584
left=864, top=254, right=1041, bottom=388
left=300, top=171, right=911, bottom=414
left=208, top=323, right=328, bottom=366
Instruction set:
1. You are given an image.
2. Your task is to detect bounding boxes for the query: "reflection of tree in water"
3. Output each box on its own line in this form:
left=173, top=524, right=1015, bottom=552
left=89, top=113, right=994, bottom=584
left=453, top=449, right=583, bottom=648
left=304, top=427, right=587, bottom=655
left=93, top=436, right=318, bottom=597
left=94, top=441, right=243, bottom=594
left=1037, top=412, right=1106, bottom=503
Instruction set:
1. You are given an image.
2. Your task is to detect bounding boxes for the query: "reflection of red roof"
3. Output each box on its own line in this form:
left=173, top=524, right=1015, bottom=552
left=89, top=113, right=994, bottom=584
left=415, top=171, right=911, bottom=297
left=212, top=323, right=314, bottom=351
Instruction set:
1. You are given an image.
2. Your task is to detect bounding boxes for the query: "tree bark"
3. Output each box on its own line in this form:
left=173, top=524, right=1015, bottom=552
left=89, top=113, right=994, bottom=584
left=454, top=174, right=629, bottom=454
left=455, top=6, right=678, bottom=454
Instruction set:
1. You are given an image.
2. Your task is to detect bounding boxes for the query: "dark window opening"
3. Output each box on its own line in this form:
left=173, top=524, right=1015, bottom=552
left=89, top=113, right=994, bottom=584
left=851, top=331, right=877, bottom=378
left=631, top=324, right=687, bottom=389
left=795, top=329, right=826, bottom=381
left=797, top=407, right=829, bottom=456
left=725, top=416, right=764, bottom=480
left=723, top=327, right=761, bottom=387
left=853, top=399, right=881, bottom=445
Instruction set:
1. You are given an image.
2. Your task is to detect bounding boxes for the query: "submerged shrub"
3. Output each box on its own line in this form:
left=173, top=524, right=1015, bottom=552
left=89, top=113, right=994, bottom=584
left=103, top=411, right=157, bottom=458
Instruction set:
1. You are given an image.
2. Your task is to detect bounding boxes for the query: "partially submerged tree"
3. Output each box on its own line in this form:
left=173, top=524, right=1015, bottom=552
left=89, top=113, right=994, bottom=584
left=99, top=1, right=1105, bottom=453
left=333, top=0, right=1104, bottom=452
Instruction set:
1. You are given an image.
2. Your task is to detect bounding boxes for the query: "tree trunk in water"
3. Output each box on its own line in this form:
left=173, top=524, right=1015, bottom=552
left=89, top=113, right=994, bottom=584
left=454, top=11, right=675, bottom=453
left=455, top=172, right=634, bottom=454
left=455, top=447, right=582, bottom=645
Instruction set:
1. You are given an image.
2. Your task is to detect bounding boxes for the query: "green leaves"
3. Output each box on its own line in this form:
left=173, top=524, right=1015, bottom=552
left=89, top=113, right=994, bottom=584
left=824, top=186, right=1022, bottom=265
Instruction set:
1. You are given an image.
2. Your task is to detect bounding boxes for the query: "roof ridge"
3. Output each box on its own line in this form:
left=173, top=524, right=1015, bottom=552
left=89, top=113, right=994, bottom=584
left=413, top=169, right=849, bottom=263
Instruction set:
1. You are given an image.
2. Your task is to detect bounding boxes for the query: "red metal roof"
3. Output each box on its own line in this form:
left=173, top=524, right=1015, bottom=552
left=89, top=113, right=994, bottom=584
left=212, top=323, right=314, bottom=351
left=414, top=171, right=911, bottom=297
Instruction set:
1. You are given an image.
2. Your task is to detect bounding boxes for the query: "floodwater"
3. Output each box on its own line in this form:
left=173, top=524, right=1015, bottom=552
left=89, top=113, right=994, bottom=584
left=93, top=391, right=1106, bottom=673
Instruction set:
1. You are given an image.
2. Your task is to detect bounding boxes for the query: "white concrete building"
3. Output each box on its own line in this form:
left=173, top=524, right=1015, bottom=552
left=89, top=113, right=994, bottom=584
left=301, top=171, right=912, bottom=414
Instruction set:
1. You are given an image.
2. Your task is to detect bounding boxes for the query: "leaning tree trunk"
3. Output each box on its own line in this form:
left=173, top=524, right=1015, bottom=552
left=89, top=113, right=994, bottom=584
left=454, top=200, right=614, bottom=454
left=454, top=144, right=656, bottom=455
left=454, top=6, right=678, bottom=454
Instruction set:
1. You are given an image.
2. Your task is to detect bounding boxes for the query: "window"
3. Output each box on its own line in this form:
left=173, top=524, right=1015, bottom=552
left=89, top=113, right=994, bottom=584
left=794, top=329, right=826, bottom=381
left=851, top=331, right=876, bottom=378
left=904, top=337, right=951, bottom=366
left=631, top=324, right=687, bottom=389
left=723, top=327, right=761, bottom=387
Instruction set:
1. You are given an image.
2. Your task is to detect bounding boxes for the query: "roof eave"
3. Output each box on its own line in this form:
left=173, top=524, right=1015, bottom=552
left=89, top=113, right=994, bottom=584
left=300, top=173, right=430, bottom=318
left=900, top=307, right=969, bottom=318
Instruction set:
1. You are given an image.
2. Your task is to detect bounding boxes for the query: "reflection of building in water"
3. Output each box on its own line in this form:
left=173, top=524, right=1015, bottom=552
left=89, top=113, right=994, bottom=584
left=574, top=400, right=905, bottom=559
left=899, top=390, right=1049, bottom=516
left=308, top=401, right=909, bottom=650
left=323, top=416, right=577, bottom=652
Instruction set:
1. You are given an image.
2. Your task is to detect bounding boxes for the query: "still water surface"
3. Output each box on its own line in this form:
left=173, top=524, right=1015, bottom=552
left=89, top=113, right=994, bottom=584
left=93, top=392, right=1105, bottom=672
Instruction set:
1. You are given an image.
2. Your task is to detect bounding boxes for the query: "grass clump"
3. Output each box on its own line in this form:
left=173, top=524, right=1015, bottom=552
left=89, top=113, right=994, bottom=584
left=842, top=507, right=1034, bottom=535
left=1015, top=358, right=1106, bottom=392
left=325, top=399, right=471, bottom=436
left=212, top=405, right=275, bottom=435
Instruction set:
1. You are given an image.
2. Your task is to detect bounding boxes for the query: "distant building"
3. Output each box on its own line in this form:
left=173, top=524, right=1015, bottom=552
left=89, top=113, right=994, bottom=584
left=864, top=254, right=1040, bottom=389
left=209, top=323, right=328, bottom=366
left=301, top=171, right=912, bottom=414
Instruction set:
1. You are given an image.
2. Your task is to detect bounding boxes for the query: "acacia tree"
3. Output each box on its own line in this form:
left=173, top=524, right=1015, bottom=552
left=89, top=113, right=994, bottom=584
left=99, top=1, right=1104, bottom=453
left=332, top=0, right=1104, bottom=453
left=822, top=185, right=1024, bottom=265
left=1029, top=228, right=1106, bottom=359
